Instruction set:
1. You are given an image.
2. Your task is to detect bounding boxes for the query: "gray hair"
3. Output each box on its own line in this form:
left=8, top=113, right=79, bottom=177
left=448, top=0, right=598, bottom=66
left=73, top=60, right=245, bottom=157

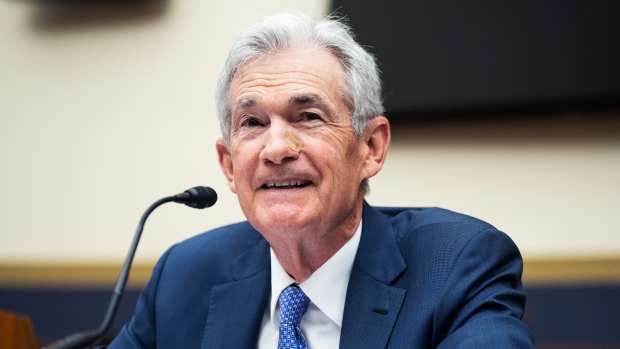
left=215, top=13, right=384, bottom=142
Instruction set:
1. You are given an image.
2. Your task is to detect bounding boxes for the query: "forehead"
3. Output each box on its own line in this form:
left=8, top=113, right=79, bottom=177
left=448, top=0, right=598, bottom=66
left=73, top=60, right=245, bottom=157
left=228, top=45, right=346, bottom=108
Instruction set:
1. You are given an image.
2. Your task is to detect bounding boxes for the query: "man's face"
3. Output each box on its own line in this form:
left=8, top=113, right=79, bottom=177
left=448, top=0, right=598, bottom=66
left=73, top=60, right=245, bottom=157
left=216, top=45, right=374, bottom=239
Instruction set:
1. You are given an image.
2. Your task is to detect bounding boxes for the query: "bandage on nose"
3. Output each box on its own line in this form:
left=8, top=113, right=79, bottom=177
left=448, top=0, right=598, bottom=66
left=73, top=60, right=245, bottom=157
left=284, top=131, right=303, bottom=152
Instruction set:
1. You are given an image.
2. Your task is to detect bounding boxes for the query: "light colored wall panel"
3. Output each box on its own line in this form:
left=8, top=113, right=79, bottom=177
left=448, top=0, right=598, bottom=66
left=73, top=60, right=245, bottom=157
left=369, top=134, right=620, bottom=258
left=1, top=0, right=618, bottom=264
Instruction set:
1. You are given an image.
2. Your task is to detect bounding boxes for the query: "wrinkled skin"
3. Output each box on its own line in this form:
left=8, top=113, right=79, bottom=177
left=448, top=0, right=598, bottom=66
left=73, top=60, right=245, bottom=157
left=216, top=44, right=390, bottom=281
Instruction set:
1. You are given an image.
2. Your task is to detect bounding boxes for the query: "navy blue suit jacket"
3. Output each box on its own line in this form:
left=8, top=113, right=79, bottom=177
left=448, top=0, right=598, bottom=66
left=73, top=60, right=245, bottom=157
left=109, top=203, right=534, bottom=348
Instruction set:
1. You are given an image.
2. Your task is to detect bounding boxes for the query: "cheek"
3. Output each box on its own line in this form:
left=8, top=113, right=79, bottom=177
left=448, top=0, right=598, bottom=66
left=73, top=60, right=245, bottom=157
left=301, top=127, right=364, bottom=183
left=231, top=145, right=258, bottom=187
left=301, top=122, right=357, bottom=153
left=325, top=122, right=356, bottom=149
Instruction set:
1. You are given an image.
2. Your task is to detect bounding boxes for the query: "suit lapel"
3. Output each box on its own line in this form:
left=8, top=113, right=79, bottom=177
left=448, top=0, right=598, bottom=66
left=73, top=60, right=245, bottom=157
left=201, top=238, right=270, bottom=349
left=340, top=202, right=407, bottom=349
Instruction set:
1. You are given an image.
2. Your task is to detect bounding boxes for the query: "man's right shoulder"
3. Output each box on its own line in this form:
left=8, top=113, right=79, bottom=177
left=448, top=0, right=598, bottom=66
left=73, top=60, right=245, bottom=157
left=174, top=221, right=264, bottom=255
left=152, top=221, right=267, bottom=285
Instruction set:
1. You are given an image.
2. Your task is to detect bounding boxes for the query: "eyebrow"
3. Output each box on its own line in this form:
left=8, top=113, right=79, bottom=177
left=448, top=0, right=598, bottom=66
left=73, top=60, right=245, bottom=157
left=234, top=94, right=335, bottom=115
left=289, top=94, right=334, bottom=115
left=235, top=97, right=257, bottom=110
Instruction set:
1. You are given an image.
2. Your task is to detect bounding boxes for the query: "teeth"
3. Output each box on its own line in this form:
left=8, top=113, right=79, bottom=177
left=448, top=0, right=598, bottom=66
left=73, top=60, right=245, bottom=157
left=264, top=180, right=308, bottom=188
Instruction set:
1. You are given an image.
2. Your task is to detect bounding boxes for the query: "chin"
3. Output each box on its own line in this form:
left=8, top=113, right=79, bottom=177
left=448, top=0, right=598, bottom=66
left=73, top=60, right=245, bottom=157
left=254, top=204, right=314, bottom=234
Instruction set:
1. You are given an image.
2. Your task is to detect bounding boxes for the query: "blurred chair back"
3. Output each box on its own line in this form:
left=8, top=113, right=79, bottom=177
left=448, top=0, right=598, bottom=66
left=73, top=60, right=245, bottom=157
left=0, top=309, right=38, bottom=349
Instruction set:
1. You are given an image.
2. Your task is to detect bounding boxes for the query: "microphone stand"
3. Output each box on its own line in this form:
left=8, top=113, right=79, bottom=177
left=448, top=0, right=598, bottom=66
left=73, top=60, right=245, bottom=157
left=43, top=196, right=176, bottom=349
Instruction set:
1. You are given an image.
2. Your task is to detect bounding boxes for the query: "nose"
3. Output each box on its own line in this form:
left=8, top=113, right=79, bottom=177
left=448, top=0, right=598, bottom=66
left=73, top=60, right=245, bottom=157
left=259, top=121, right=300, bottom=165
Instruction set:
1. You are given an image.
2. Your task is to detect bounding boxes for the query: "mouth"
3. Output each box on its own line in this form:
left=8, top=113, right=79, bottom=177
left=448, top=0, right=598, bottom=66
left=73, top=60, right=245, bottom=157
left=260, top=180, right=313, bottom=190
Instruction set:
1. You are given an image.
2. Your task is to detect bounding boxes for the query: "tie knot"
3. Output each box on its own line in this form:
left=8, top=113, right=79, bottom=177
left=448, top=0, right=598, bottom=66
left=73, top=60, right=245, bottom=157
left=278, top=284, right=310, bottom=327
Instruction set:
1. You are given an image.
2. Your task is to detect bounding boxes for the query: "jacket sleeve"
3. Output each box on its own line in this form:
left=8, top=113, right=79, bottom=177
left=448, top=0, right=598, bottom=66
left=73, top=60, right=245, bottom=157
left=107, top=245, right=176, bottom=349
left=433, top=228, right=535, bottom=349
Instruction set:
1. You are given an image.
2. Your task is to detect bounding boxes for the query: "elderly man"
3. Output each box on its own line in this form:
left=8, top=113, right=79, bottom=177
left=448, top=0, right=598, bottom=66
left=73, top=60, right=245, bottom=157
left=109, top=14, right=534, bottom=349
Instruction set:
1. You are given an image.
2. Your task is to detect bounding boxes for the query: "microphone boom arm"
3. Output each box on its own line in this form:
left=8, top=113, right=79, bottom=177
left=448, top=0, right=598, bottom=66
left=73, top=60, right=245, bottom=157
left=43, top=196, right=176, bottom=349
left=43, top=186, right=217, bottom=349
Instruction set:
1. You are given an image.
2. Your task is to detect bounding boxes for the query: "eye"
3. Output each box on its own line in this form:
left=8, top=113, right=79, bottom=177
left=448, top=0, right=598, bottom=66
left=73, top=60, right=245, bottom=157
left=240, top=116, right=265, bottom=128
left=300, top=112, right=322, bottom=122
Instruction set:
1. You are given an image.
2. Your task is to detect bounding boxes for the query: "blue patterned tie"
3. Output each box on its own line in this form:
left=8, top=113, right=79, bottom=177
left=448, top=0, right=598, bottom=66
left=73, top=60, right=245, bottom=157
left=277, top=284, right=310, bottom=349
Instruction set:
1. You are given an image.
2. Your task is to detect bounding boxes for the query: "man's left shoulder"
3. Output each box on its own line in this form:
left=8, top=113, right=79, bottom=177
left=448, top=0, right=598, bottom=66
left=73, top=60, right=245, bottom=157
left=365, top=205, right=533, bottom=347
left=376, top=205, right=496, bottom=235
left=369, top=205, right=517, bottom=259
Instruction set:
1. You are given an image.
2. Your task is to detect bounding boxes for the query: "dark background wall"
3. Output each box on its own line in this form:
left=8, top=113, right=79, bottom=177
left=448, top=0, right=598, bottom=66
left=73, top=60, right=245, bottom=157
left=331, top=0, right=620, bottom=120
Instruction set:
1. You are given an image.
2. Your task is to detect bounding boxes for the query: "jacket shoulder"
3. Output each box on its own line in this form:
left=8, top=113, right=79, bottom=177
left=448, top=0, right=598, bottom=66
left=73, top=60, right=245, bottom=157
left=173, top=221, right=263, bottom=256
left=374, top=206, right=514, bottom=274
left=157, top=221, right=265, bottom=283
left=377, top=206, right=494, bottom=235
left=369, top=206, right=532, bottom=347
left=376, top=206, right=499, bottom=244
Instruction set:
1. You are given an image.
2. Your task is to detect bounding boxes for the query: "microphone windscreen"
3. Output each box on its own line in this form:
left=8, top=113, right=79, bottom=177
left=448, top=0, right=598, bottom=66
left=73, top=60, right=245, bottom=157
left=184, top=186, right=218, bottom=209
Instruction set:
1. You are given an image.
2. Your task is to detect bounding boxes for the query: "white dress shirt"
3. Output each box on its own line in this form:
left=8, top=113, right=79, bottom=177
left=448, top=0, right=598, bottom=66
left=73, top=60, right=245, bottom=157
left=257, top=220, right=362, bottom=349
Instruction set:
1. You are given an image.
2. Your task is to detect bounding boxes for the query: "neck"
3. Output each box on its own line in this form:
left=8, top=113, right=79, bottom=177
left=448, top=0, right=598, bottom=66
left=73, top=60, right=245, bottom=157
left=269, top=201, right=363, bottom=282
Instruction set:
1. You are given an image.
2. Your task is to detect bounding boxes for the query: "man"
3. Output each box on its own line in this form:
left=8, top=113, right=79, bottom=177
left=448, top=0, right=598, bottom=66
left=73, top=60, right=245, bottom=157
left=109, top=13, right=534, bottom=348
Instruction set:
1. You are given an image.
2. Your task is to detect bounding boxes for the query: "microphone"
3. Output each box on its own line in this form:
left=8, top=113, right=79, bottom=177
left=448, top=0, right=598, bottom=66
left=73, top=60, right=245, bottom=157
left=43, top=186, right=218, bottom=349
left=172, top=186, right=217, bottom=209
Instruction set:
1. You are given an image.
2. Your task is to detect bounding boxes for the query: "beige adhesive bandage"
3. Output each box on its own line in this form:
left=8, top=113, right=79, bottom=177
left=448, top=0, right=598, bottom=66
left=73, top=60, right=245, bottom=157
left=284, top=130, right=303, bottom=152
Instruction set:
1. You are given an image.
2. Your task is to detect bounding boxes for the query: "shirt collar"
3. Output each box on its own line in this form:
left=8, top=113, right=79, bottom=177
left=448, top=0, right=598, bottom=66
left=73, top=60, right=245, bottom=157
left=269, top=219, right=362, bottom=327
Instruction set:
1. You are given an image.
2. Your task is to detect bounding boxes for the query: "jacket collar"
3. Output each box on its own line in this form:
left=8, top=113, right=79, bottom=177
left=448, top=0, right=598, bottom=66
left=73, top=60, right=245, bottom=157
left=339, top=202, right=408, bottom=349
left=355, top=201, right=407, bottom=284
left=201, top=225, right=270, bottom=349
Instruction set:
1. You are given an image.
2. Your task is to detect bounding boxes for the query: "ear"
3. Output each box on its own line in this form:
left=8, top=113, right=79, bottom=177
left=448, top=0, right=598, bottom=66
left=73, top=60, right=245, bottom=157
left=360, top=116, right=391, bottom=180
left=216, top=139, right=237, bottom=193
